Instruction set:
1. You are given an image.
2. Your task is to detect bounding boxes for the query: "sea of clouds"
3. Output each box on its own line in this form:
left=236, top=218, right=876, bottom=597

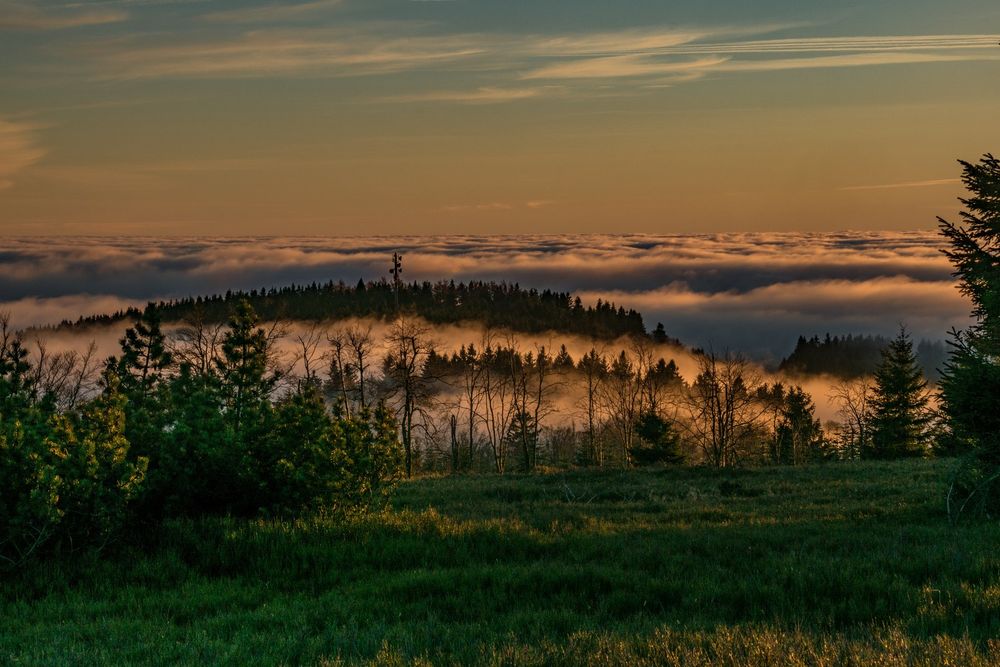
left=0, top=232, right=969, bottom=361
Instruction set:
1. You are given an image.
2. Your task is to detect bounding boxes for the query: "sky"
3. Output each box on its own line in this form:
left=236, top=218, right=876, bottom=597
left=0, top=233, right=969, bottom=359
left=1, top=0, right=999, bottom=235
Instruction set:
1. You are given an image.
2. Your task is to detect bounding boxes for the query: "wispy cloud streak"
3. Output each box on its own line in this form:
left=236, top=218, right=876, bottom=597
left=0, top=117, right=45, bottom=190
left=0, top=1, right=126, bottom=29
left=64, top=22, right=1000, bottom=86
left=840, top=178, right=961, bottom=192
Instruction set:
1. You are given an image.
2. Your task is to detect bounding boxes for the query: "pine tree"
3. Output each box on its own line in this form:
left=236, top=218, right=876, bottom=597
left=866, top=328, right=930, bottom=459
left=775, top=387, right=825, bottom=465
left=268, top=383, right=338, bottom=515
left=112, top=305, right=173, bottom=470
left=215, top=300, right=277, bottom=441
left=0, top=320, right=33, bottom=420
left=938, top=154, right=1000, bottom=518
left=115, top=304, right=172, bottom=399
left=154, top=364, right=233, bottom=516
left=632, top=412, right=684, bottom=465
left=938, top=155, right=1000, bottom=460
left=213, top=300, right=279, bottom=514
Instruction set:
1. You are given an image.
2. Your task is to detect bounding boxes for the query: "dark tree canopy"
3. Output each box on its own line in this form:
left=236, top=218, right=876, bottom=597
left=55, top=279, right=648, bottom=341
left=779, top=333, right=945, bottom=380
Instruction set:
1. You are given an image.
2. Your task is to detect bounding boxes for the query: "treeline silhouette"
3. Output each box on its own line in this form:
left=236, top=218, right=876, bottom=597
left=779, top=334, right=946, bottom=380
left=55, top=279, right=648, bottom=340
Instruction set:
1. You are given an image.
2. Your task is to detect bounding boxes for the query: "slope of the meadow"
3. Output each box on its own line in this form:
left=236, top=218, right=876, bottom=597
left=3, top=460, right=999, bottom=665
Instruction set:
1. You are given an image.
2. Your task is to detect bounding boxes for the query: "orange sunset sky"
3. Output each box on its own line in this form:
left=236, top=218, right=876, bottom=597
left=1, top=0, right=999, bottom=235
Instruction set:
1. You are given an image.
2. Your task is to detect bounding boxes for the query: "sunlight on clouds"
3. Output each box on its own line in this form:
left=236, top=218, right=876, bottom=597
left=522, top=55, right=727, bottom=80
left=0, top=233, right=967, bottom=357
left=91, top=29, right=486, bottom=79
left=0, top=1, right=126, bottom=30
left=200, top=0, right=343, bottom=24
left=383, top=87, right=547, bottom=104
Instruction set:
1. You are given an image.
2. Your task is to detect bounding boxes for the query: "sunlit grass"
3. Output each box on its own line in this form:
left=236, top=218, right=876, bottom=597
left=4, top=460, right=1000, bottom=665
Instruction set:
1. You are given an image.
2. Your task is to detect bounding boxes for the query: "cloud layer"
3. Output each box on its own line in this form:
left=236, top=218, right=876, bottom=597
left=0, top=233, right=969, bottom=359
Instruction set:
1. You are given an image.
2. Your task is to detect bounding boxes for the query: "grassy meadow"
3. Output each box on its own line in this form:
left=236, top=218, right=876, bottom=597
left=3, top=459, right=1000, bottom=665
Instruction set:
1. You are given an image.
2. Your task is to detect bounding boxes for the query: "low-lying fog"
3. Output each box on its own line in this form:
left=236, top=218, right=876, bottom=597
left=0, top=232, right=969, bottom=360
left=1, top=232, right=964, bottom=423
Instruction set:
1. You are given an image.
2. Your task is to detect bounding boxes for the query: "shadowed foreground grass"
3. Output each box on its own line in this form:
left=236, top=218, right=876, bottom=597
left=3, top=460, right=1000, bottom=665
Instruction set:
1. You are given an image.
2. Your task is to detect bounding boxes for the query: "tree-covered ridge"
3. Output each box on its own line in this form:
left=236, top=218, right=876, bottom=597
left=55, top=279, right=648, bottom=340
left=778, top=333, right=946, bottom=380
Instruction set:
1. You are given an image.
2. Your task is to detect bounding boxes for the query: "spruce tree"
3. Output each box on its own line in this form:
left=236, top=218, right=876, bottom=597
left=632, top=412, right=684, bottom=465
left=938, top=154, right=1000, bottom=518
left=213, top=300, right=279, bottom=514
left=938, top=155, right=1000, bottom=458
left=215, top=300, right=276, bottom=441
left=866, top=328, right=930, bottom=459
left=116, top=304, right=172, bottom=398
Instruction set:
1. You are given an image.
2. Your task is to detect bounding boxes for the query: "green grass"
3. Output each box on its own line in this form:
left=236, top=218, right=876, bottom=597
left=3, top=460, right=1000, bottom=665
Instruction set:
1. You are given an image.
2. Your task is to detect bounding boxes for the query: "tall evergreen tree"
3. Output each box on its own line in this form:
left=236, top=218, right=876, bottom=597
left=938, top=155, right=1000, bottom=456
left=938, top=154, right=1000, bottom=518
left=215, top=300, right=277, bottom=441
left=112, top=305, right=173, bottom=469
left=213, top=300, right=279, bottom=514
left=0, top=318, right=34, bottom=421
left=866, top=328, right=930, bottom=459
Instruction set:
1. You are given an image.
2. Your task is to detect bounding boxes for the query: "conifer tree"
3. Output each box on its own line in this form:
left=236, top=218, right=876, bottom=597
left=214, top=300, right=279, bottom=514
left=938, top=155, right=1000, bottom=458
left=632, top=412, right=684, bottom=465
left=112, top=305, right=173, bottom=470
left=0, top=317, right=33, bottom=420
left=215, top=300, right=277, bottom=441
left=268, top=383, right=338, bottom=515
left=938, top=154, right=1000, bottom=518
left=116, top=305, right=172, bottom=398
left=154, top=363, right=233, bottom=516
left=775, top=387, right=825, bottom=464
left=866, top=328, right=930, bottom=459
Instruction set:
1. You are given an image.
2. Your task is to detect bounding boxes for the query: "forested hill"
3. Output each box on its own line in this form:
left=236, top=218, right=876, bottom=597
left=778, top=334, right=947, bottom=380
left=55, top=279, right=650, bottom=340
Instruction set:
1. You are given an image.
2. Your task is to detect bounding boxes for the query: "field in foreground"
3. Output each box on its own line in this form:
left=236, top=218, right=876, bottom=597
left=3, top=460, right=1000, bottom=665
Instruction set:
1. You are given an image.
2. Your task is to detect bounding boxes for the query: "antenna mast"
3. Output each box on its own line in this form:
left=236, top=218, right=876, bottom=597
left=391, top=252, right=403, bottom=311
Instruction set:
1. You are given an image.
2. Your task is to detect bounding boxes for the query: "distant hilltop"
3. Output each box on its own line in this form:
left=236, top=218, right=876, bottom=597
left=50, top=279, right=655, bottom=342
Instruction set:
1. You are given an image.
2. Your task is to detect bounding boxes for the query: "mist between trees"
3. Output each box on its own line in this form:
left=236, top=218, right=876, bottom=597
left=13, top=308, right=939, bottom=479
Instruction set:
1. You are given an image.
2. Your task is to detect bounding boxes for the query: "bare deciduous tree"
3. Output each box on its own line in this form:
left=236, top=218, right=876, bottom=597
left=455, top=343, right=484, bottom=470
left=577, top=346, right=607, bottom=466
left=510, top=343, right=559, bottom=472
left=346, top=324, right=375, bottom=410
left=325, top=327, right=354, bottom=415
left=172, top=309, right=225, bottom=377
left=291, top=322, right=327, bottom=390
left=831, top=376, right=874, bottom=460
left=679, top=351, right=767, bottom=467
left=477, top=331, right=518, bottom=474
left=600, top=349, right=643, bottom=467
left=383, top=318, right=433, bottom=478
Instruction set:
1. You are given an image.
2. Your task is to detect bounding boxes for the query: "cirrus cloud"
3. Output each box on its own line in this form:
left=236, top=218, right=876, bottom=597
left=0, top=117, right=45, bottom=190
